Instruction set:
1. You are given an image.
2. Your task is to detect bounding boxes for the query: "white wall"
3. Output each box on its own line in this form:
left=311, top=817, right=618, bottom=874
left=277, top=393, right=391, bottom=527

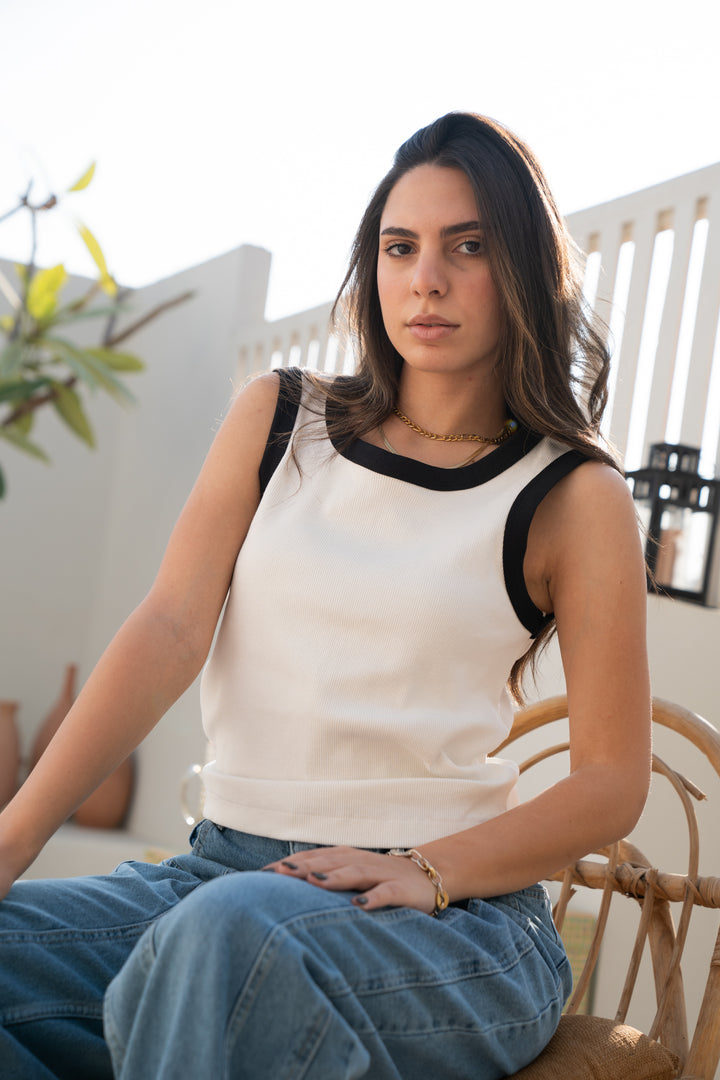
left=0, top=244, right=271, bottom=850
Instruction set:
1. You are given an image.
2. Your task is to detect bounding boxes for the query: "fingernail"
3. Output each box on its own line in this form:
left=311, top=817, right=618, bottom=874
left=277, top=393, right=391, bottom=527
left=281, top=861, right=299, bottom=870
left=310, top=872, right=328, bottom=880
left=353, top=896, right=368, bottom=906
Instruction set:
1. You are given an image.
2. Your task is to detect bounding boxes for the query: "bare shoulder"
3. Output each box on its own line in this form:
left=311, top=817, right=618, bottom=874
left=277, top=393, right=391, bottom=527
left=190, top=370, right=283, bottom=506
left=535, top=458, right=637, bottom=543
left=223, top=370, right=281, bottom=429
left=526, top=458, right=643, bottom=613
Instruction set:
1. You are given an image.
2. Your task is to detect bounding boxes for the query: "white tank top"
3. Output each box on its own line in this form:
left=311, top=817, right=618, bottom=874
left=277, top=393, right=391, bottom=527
left=200, top=371, right=585, bottom=847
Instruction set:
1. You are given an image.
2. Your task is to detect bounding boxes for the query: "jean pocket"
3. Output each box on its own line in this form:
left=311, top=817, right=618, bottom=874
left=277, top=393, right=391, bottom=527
left=479, top=883, right=550, bottom=917
left=188, top=819, right=211, bottom=853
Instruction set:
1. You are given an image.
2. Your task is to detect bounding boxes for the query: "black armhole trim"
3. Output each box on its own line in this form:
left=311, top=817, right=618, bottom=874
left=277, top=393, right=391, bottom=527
left=503, top=450, right=588, bottom=637
left=258, top=368, right=303, bottom=494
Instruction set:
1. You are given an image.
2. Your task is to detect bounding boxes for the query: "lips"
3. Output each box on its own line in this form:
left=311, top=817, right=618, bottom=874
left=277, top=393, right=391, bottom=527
left=407, top=315, right=457, bottom=327
left=406, top=314, right=458, bottom=341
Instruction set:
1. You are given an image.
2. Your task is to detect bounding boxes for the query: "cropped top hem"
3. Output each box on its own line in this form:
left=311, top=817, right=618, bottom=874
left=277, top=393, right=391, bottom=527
left=202, top=767, right=521, bottom=849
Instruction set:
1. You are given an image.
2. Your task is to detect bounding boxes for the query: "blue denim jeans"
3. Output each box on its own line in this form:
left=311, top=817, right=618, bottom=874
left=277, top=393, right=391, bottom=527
left=1, top=821, right=571, bottom=1079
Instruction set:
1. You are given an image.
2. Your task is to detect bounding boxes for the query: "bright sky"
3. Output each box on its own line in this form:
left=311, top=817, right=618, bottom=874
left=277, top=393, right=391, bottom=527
left=2, top=0, right=719, bottom=321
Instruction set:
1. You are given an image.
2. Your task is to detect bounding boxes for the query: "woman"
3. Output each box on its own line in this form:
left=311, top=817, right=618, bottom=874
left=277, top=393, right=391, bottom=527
left=0, top=112, right=650, bottom=1079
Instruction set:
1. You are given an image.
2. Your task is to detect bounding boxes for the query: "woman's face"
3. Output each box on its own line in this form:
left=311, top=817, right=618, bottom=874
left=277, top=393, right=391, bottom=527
left=377, top=164, right=502, bottom=378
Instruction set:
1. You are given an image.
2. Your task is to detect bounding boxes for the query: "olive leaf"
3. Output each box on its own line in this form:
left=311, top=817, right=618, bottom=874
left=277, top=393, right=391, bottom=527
left=52, top=383, right=95, bottom=446
left=0, top=422, right=50, bottom=461
left=67, top=162, right=96, bottom=192
left=26, top=264, right=68, bottom=321
left=85, top=346, right=144, bottom=372
left=0, top=162, right=191, bottom=496
left=76, top=222, right=117, bottom=296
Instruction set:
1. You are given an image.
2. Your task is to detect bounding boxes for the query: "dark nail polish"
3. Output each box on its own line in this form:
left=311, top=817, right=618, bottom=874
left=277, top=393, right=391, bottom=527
left=281, top=861, right=299, bottom=870
left=310, top=871, right=328, bottom=880
left=354, top=895, right=368, bottom=905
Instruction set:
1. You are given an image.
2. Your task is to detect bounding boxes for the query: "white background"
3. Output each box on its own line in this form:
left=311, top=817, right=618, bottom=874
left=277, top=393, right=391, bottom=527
left=1, top=0, right=719, bottom=319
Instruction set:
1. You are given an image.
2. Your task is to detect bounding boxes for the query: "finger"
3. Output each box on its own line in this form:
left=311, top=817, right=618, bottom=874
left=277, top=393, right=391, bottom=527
left=352, top=879, right=435, bottom=915
left=298, top=863, right=385, bottom=893
left=261, top=848, right=379, bottom=878
left=260, top=855, right=390, bottom=897
left=260, top=846, right=357, bottom=874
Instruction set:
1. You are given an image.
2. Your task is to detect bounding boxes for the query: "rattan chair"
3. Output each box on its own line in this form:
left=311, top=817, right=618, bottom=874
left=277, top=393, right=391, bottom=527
left=495, top=695, right=720, bottom=1080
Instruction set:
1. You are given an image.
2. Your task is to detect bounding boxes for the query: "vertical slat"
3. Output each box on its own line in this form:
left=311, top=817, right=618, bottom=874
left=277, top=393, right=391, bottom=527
left=299, top=324, right=314, bottom=369
left=572, top=228, right=595, bottom=304
left=680, top=202, right=720, bottom=447
left=592, top=227, right=624, bottom=349
left=643, top=200, right=698, bottom=449
left=316, top=328, right=330, bottom=371
left=607, top=213, right=658, bottom=459
left=684, top=924, right=720, bottom=1080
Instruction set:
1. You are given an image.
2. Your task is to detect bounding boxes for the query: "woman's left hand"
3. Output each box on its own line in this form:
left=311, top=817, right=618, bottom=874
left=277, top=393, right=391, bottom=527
left=261, top=846, right=440, bottom=914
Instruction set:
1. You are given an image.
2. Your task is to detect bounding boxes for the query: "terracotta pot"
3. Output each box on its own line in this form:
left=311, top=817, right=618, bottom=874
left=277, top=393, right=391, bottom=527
left=33, top=663, right=135, bottom=829
left=31, top=663, right=77, bottom=768
left=72, top=755, right=135, bottom=829
left=0, top=700, right=20, bottom=807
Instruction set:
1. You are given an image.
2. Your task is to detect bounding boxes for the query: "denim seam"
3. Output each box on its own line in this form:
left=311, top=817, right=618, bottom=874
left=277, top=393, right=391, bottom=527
left=226, top=897, right=540, bottom=1038
left=2, top=1001, right=106, bottom=1025
left=0, top=921, right=160, bottom=945
left=102, top=990, right=124, bottom=1068
left=263, top=1002, right=334, bottom=1080
left=376, top=994, right=561, bottom=1039
left=352, top=944, right=535, bottom=999
left=283, top=904, right=536, bottom=989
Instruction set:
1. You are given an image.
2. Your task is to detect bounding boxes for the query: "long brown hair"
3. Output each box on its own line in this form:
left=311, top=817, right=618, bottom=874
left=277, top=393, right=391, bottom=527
left=296, top=111, right=619, bottom=697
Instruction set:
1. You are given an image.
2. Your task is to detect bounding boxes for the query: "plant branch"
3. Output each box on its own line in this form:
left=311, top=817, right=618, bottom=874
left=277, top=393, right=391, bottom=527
left=1, top=375, right=78, bottom=428
left=27, top=208, right=38, bottom=282
left=104, top=290, right=194, bottom=347
left=0, top=182, right=47, bottom=226
left=0, top=202, right=24, bottom=227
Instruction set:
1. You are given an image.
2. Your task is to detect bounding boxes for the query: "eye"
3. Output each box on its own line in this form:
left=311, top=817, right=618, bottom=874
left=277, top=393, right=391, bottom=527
left=456, top=238, right=485, bottom=255
left=384, top=241, right=414, bottom=257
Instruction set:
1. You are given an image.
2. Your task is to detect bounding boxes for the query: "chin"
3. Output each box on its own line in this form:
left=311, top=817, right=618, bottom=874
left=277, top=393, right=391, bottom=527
left=399, top=354, right=492, bottom=378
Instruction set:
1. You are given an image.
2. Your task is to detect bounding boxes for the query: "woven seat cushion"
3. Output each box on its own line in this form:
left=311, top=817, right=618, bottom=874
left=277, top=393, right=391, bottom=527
left=507, top=1014, right=680, bottom=1080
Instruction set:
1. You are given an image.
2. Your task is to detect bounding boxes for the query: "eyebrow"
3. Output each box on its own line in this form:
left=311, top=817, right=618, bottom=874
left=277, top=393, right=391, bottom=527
left=379, top=220, right=483, bottom=238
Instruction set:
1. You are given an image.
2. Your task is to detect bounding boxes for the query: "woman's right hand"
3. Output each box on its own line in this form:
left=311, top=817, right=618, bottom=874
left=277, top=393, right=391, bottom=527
left=0, top=823, right=40, bottom=899
left=0, top=871, right=15, bottom=902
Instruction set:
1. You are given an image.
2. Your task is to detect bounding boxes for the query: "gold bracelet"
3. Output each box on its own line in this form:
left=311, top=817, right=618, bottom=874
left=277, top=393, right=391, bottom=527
left=387, top=848, right=450, bottom=916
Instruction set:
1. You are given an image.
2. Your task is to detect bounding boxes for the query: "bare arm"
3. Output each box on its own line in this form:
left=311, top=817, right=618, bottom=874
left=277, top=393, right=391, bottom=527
left=265, top=462, right=652, bottom=912
left=424, top=462, right=651, bottom=899
left=0, top=373, right=281, bottom=892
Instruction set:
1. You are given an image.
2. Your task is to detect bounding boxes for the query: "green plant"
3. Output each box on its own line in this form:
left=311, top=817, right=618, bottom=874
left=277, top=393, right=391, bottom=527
left=0, top=163, right=191, bottom=498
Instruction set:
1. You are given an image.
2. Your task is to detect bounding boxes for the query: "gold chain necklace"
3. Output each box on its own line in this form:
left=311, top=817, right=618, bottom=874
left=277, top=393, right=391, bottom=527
left=393, top=407, right=518, bottom=445
left=379, top=425, right=489, bottom=468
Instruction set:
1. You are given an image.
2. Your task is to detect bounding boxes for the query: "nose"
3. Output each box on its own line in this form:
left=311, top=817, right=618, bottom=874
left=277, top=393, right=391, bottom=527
left=411, top=250, right=447, bottom=297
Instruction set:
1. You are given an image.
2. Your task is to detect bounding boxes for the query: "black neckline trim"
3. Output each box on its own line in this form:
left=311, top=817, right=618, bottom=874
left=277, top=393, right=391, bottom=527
left=326, top=398, right=541, bottom=492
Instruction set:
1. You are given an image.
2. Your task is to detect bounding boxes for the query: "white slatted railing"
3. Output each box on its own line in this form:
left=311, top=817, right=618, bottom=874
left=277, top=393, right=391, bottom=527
left=567, top=163, right=720, bottom=475
left=238, top=300, right=340, bottom=381
left=237, top=162, right=720, bottom=479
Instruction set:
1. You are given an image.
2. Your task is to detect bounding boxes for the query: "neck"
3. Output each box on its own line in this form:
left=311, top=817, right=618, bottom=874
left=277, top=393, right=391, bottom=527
left=396, top=366, right=507, bottom=436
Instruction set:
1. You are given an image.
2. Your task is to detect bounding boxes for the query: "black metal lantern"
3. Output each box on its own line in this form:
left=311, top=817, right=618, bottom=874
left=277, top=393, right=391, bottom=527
left=626, top=443, right=720, bottom=606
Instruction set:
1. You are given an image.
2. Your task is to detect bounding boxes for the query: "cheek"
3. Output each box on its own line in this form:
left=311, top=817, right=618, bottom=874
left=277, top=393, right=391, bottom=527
left=376, top=267, right=399, bottom=326
left=376, top=263, right=390, bottom=304
left=476, top=276, right=503, bottom=333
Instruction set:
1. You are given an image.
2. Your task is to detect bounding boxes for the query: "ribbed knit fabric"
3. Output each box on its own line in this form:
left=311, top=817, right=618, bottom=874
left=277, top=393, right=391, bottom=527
left=200, top=378, right=583, bottom=848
